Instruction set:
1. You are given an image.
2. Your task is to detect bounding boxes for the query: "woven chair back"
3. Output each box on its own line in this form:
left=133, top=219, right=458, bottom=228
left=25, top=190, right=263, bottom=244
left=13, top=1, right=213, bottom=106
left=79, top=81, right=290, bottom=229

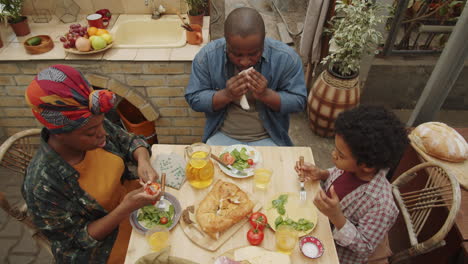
left=390, top=162, right=461, bottom=263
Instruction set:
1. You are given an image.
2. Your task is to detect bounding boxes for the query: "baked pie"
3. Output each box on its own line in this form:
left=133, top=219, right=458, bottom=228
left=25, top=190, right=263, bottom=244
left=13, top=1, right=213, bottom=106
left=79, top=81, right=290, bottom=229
left=196, top=180, right=254, bottom=239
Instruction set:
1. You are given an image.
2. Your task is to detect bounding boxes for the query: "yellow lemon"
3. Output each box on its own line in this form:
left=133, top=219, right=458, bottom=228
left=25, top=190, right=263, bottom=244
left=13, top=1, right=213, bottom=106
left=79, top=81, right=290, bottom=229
left=189, top=151, right=208, bottom=168
left=100, top=33, right=113, bottom=44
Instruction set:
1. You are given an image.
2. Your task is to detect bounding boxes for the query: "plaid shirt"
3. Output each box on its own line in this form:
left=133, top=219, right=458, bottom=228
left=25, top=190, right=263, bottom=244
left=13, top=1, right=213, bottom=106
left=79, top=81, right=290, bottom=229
left=324, top=167, right=399, bottom=264
left=22, top=119, right=150, bottom=263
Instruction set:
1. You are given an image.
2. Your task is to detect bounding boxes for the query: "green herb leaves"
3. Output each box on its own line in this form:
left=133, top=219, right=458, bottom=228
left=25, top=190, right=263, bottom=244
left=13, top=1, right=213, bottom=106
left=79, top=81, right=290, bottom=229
left=275, top=216, right=314, bottom=231
left=272, top=194, right=288, bottom=215
left=272, top=194, right=314, bottom=232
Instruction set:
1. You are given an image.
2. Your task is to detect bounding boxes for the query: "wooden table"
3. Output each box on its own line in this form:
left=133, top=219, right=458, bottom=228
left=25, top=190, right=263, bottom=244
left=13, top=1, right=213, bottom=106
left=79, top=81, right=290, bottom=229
left=125, top=144, right=339, bottom=264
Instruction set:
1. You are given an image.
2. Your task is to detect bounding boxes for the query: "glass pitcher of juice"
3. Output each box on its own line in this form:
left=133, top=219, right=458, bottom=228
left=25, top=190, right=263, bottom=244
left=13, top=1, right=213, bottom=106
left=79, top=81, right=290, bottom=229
left=185, top=142, right=214, bottom=189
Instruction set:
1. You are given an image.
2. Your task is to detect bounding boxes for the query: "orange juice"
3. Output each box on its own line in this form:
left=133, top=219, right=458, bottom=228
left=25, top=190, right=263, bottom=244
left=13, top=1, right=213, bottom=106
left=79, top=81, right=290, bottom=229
left=185, top=150, right=214, bottom=189
left=275, top=225, right=298, bottom=254
left=146, top=227, right=169, bottom=252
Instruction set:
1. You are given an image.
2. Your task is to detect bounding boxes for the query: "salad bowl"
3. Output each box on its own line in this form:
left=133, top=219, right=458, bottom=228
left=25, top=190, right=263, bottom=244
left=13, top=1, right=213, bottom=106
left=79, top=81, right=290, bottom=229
left=130, top=192, right=181, bottom=233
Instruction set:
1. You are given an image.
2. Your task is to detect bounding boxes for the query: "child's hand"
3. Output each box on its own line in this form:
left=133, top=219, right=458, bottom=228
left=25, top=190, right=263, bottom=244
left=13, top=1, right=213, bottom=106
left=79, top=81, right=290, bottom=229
left=313, top=186, right=346, bottom=229
left=295, top=162, right=322, bottom=181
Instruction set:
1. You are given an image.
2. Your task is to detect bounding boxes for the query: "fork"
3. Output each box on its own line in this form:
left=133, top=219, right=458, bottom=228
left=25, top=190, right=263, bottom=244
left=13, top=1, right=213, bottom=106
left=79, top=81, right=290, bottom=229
left=157, top=173, right=168, bottom=211
left=299, top=156, right=307, bottom=201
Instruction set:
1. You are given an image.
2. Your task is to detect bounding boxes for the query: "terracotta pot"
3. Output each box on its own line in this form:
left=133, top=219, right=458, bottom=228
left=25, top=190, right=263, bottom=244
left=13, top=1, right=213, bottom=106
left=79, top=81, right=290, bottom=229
left=10, top=16, right=31, bottom=36
left=186, top=24, right=203, bottom=45
left=307, top=68, right=360, bottom=137
left=188, top=12, right=204, bottom=27
left=117, top=98, right=157, bottom=145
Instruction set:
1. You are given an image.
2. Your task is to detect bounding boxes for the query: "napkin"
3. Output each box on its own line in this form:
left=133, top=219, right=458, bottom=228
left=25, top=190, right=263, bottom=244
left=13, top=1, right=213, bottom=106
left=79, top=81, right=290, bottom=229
left=152, top=153, right=186, bottom=189
left=135, top=247, right=199, bottom=264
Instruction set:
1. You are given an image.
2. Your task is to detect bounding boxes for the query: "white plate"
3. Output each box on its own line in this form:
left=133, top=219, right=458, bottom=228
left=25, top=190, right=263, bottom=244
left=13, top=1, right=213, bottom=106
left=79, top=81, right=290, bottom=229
left=217, top=144, right=262, bottom=178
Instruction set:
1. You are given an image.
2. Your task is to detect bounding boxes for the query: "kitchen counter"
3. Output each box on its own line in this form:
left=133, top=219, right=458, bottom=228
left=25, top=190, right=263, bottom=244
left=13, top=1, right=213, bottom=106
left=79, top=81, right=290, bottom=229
left=0, top=14, right=209, bottom=61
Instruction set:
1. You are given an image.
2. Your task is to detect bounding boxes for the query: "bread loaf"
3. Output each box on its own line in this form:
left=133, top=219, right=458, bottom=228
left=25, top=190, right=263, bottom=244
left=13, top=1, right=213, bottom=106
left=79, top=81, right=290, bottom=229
left=196, top=180, right=254, bottom=239
left=410, top=122, right=468, bottom=163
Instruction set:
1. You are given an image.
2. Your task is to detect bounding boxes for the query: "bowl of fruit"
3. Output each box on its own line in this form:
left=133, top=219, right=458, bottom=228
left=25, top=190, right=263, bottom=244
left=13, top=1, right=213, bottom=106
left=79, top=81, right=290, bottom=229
left=60, top=24, right=113, bottom=54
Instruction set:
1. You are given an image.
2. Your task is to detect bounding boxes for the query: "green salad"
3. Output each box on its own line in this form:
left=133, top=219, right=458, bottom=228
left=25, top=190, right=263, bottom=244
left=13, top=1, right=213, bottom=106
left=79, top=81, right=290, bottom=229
left=228, top=147, right=253, bottom=171
left=137, top=203, right=175, bottom=229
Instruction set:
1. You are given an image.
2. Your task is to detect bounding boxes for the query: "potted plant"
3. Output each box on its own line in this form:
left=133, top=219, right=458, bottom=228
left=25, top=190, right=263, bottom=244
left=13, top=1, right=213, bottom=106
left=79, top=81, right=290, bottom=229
left=185, top=0, right=206, bottom=26
left=0, top=0, right=30, bottom=36
left=307, top=0, right=384, bottom=137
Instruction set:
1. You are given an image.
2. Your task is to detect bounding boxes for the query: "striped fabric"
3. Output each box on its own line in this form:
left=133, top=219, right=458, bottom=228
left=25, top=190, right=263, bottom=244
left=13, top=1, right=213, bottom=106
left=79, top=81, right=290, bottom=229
left=25, top=64, right=115, bottom=133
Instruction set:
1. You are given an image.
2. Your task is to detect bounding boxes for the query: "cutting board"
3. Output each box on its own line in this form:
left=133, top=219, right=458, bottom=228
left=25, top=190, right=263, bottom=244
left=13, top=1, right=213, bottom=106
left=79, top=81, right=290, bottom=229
left=180, top=201, right=262, bottom=252
left=411, top=142, right=468, bottom=190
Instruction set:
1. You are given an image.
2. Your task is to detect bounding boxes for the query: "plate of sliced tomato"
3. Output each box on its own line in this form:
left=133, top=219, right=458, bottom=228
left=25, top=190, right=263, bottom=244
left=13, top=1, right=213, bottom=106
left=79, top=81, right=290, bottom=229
left=218, top=144, right=262, bottom=178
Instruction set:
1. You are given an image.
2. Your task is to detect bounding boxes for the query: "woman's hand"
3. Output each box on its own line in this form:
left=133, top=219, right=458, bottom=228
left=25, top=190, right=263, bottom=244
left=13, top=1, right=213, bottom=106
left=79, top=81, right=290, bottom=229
left=137, top=159, right=158, bottom=183
left=133, top=147, right=158, bottom=183
left=313, top=186, right=346, bottom=229
left=120, top=187, right=161, bottom=213
left=295, top=162, right=328, bottom=181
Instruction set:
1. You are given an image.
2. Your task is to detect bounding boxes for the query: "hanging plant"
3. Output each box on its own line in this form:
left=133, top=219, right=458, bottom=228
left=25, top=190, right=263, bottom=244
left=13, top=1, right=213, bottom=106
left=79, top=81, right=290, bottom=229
left=322, top=0, right=384, bottom=77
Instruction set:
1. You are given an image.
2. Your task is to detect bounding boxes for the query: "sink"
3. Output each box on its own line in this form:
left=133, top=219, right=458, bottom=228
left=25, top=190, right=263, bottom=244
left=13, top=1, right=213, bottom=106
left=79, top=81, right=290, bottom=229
left=111, top=15, right=186, bottom=48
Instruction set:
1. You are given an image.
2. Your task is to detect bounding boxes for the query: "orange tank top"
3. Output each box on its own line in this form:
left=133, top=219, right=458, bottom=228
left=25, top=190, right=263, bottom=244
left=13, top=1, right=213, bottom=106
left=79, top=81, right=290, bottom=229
left=74, top=148, right=140, bottom=264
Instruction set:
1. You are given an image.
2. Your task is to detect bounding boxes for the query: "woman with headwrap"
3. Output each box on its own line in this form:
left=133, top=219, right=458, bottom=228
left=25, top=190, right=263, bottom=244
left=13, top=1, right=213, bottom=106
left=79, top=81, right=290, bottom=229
left=22, top=65, right=160, bottom=263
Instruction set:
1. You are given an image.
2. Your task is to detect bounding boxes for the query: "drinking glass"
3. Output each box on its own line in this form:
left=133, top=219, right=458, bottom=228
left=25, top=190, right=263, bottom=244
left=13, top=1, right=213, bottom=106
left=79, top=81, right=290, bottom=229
left=145, top=226, right=170, bottom=252
left=275, top=225, right=298, bottom=255
left=254, top=168, right=272, bottom=189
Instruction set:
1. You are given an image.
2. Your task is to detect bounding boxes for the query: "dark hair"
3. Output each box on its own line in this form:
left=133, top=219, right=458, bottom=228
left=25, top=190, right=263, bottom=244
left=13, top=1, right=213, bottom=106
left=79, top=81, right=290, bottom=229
left=335, top=105, right=409, bottom=171
left=224, top=7, right=265, bottom=39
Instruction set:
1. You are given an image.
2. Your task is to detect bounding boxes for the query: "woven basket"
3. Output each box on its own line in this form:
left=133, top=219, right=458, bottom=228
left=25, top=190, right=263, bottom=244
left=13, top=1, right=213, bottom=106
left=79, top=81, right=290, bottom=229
left=307, top=69, right=360, bottom=137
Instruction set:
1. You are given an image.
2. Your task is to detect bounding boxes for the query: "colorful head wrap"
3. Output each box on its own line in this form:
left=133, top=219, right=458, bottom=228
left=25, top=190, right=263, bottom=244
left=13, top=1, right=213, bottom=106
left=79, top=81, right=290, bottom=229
left=25, top=64, right=115, bottom=134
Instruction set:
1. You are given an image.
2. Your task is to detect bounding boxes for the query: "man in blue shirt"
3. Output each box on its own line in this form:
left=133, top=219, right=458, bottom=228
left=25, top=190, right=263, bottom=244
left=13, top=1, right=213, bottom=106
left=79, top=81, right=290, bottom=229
left=185, top=7, right=307, bottom=146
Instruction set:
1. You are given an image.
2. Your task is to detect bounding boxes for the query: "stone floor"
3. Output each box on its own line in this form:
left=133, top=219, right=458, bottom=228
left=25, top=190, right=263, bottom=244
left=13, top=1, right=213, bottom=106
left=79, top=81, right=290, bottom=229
left=1, top=0, right=468, bottom=263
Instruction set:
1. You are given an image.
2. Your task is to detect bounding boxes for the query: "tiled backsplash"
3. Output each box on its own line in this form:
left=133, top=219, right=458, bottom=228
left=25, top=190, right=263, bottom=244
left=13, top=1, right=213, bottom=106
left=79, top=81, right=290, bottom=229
left=23, top=0, right=188, bottom=16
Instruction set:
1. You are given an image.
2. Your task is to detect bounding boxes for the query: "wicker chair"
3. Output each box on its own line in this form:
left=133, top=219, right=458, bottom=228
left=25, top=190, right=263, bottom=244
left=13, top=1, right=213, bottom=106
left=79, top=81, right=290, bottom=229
left=390, top=161, right=461, bottom=264
left=0, top=128, right=52, bottom=256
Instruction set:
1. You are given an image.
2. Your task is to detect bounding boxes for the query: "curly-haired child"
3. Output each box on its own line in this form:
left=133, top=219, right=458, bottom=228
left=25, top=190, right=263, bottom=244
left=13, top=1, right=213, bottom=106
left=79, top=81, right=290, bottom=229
left=296, top=105, right=409, bottom=264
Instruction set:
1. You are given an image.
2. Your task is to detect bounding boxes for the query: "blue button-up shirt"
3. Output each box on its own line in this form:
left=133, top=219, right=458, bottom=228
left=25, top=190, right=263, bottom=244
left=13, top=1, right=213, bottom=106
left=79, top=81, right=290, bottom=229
left=185, top=37, right=307, bottom=146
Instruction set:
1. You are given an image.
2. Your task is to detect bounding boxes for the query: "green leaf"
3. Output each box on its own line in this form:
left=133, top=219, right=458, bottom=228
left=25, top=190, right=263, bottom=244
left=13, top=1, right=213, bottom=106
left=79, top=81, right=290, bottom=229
left=275, top=216, right=283, bottom=228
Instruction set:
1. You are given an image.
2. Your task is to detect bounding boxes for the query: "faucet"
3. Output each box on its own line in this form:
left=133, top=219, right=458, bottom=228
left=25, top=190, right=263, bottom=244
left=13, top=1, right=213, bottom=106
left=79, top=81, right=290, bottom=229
left=151, top=1, right=166, bottom=19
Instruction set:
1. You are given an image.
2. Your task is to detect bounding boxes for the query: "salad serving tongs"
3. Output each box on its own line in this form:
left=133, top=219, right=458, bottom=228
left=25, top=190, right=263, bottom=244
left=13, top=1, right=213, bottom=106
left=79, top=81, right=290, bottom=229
left=298, top=156, right=307, bottom=201
left=210, top=153, right=247, bottom=176
left=157, top=173, right=169, bottom=211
